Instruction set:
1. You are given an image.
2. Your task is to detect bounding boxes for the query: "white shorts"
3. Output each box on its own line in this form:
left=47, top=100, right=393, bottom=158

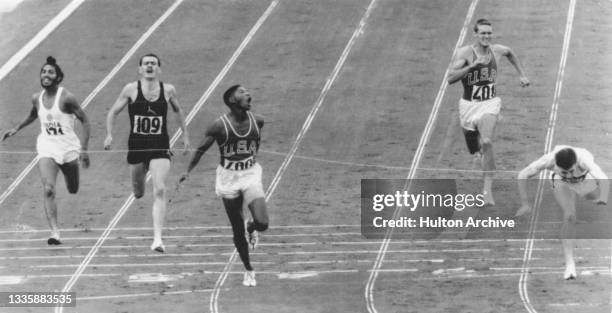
left=552, top=173, right=598, bottom=197
left=36, top=136, right=80, bottom=165
left=458, top=97, right=502, bottom=131
left=215, top=162, right=265, bottom=205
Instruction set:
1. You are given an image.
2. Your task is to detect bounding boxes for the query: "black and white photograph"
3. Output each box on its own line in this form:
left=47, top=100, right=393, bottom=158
left=0, top=0, right=611, bottom=312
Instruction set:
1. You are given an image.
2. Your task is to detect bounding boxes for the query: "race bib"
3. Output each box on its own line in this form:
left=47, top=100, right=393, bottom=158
left=44, top=122, right=64, bottom=136
left=222, top=156, right=256, bottom=171
left=133, top=115, right=163, bottom=135
left=471, top=83, right=496, bottom=101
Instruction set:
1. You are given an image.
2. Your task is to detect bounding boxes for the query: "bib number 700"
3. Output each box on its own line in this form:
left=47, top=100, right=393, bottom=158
left=472, top=83, right=496, bottom=101
left=133, top=115, right=163, bottom=135
left=223, top=157, right=255, bottom=171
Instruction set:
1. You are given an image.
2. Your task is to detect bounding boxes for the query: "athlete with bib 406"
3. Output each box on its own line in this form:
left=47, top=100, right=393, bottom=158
left=178, top=85, right=269, bottom=287
left=447, top=18, right=530, bottom=205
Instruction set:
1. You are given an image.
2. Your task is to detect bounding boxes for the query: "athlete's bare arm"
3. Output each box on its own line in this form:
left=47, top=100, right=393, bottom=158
left=447, top=46, right=489, bottom=84
left=2, top=94, right=39, bottom=141
left=516, top=154, right=554, bottom=216
left=493, top=44, right=530, bottom=87
left=582, top=157, right=609, bottom=204
left=165, top=84, right=191, bottom=154
left=104, top=83, right=136, bottom=150
left=63, top=91, right=91, bottom=168
left=178, top=119, right=225, bottom=184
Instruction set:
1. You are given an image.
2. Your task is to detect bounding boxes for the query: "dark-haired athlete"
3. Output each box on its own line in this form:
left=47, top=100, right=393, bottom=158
left=178, top=84, right=269, bottom=287
left=516, top=145, right=609, bottom=279
left=447, top=18, right=530, bottom=205
left=105, top=53, right=190, bottom=253
left=2, top=56, right=91, bottom=245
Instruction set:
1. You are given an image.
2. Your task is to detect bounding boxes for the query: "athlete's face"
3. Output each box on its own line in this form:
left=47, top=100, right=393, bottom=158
left=139, top=56, right=161, bottom=79
left=40, top=65, right=59, bottom=88
left=474, top=24, right=493, bottom=47
left=232, top=87, right=252, bottom=110
left=556, top=164, right=578, bottom=177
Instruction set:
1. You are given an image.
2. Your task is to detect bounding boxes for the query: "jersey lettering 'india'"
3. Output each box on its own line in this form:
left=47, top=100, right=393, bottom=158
left=219, top=112, right=260, bottom=171
left=462, top=48, right=498, bottom=101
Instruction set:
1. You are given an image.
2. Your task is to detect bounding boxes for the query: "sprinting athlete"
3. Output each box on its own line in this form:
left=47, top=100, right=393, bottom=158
left=2, top=56, right=90, bottom=245
left=448, top=18, right=530, bottom=205
left=104, top=53, right=190, bottom=253
left=178, top=84, right=269, bottom=287
left=516, top=145, right=609, bottom=279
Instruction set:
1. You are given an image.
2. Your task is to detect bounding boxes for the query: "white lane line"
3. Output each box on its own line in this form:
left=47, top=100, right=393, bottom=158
left=2, top=242, right=609, bottom=252
left=34, top=261, right=274, bottom=269
left=0, top=224, right=359, bottom=234
left=210, top=1, right=380, bottom=312
left=77, top=288, right=220, bottom=301
left=365, top=2, right=480, bottom=312
left=0, top=0, right=85, bottom=82
left=0, top=232, right=361, bottom=242
left=56, top=2, right=278, bottom=313
left=519, top=1, right=576, bottom=313
left=0, top=0, right=183, bottom=207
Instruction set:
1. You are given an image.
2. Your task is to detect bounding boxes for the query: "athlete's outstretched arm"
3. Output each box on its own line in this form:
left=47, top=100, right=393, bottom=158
left=498, top=44, right=530, bottom=87
left=516, top=154, right=553, bottom=216
left=104, top=84, right=132, bottom=150
left=64, top=92, right=91, bottom=168
left=166, top=84, right=191, bottom=154
left=2, top=94, right=39, bottom=141
left=178, top=120, right=223, bottom=184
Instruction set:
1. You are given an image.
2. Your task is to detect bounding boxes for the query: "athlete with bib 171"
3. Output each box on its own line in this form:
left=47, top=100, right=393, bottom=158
left=2, top=56, right=91, bottom=245
left=447, top=18, right=530, bottom=205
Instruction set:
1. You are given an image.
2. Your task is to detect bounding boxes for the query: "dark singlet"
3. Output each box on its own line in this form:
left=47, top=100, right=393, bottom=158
left=461, top=47, right=498, bottom=101
left=218, top=112, right=260, bottom=171
left=128, top=80, right=169, bottom=151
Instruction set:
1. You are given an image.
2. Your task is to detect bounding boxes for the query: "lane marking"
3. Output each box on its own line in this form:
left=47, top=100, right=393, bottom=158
left=519, top=2, right=576, bottom=313
left=0, top=224, right=359, bottom=234
left=0, top=0, right=85, bottom=82
left=365, top=2, right=480, bottom=312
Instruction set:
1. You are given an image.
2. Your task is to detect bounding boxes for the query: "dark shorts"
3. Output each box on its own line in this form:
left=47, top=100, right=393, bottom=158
left=127, top=148, right=172, bottom=166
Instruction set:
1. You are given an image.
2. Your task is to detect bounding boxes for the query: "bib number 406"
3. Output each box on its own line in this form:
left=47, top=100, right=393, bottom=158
left=472, top=83, right=496, bottom=101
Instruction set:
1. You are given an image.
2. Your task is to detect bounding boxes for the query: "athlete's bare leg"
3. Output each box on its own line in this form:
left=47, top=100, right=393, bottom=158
left=39, top=158, right=61, bottom=244
left=476, top=113, right=497, bottom=205
left=247, top=197, right=269, bottom=233
left=553, top=183, right=577, bottom=279
left=130, top=162, right=147, bottom=199
left=223, top=196, right=253, bottom=271
left=149, top=158, right=170, bottom=252
left=59, top=159, right=80, bottom=194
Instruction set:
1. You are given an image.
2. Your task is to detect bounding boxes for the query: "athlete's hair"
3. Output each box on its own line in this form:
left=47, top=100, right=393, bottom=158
left=41, top=56, right=64, bottom=84
left=139, top=53, right=161, bottom=67
left=223, top=84, right=241, bottom=107
left=473, top=18, right=492, bottom=33
left=555, top=148, right=577, bottom=170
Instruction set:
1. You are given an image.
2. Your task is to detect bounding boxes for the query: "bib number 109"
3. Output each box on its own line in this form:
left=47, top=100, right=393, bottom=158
left=472, top=83, right=496, bottom=101
left=133, top=115, right=162, bottom=135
